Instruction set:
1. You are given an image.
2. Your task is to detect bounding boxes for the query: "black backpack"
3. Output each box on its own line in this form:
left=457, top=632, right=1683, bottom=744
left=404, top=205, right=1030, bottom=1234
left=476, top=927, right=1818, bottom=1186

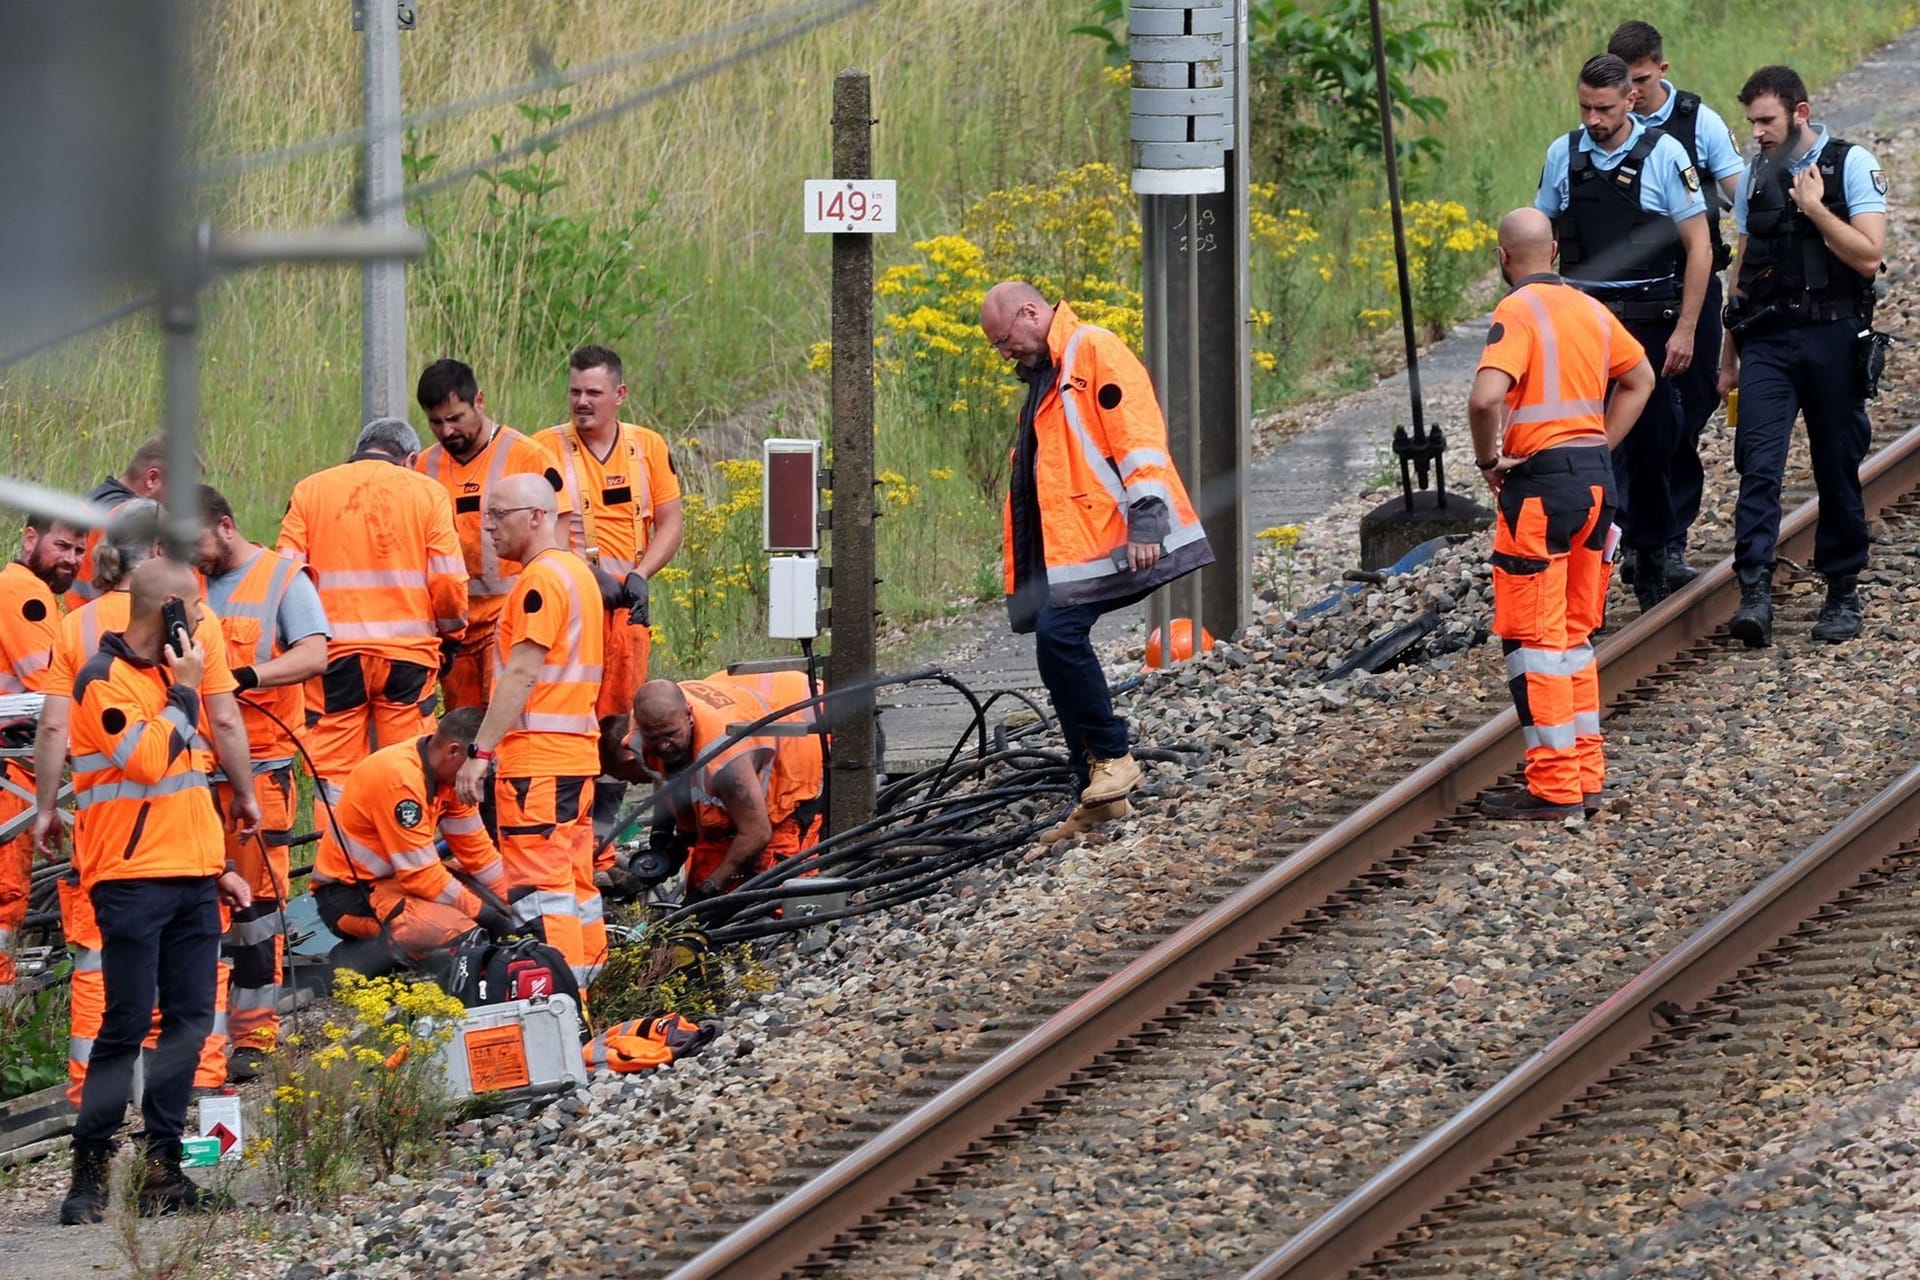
left=437, top=932, right=584, bottom=1011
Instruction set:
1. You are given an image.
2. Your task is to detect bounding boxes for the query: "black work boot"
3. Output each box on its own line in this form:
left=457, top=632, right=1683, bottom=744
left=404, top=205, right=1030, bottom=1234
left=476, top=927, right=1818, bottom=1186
left=1663, top=546, right=1699, bottom=588
left=1728, top=565, right=1774, bottom=648
left=1810, top=574, right=1863, bottom=643
left=58, top=1138, right=114, bottom=1226
left=135, top=1137, right=234, bottom=1217
left=1633, top=556, right=1671, bottom=612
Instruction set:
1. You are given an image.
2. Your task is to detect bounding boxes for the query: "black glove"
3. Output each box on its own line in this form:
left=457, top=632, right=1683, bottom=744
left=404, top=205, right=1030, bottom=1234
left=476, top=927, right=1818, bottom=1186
left=590, top=564, right=626, bottom=611
left=233, top=665, right=261, bottom=692
left=438, top=634, right=460, bottom=678
left=475, top=903, right=515, bottom=939
left=622, top=572, right=650, bottom=627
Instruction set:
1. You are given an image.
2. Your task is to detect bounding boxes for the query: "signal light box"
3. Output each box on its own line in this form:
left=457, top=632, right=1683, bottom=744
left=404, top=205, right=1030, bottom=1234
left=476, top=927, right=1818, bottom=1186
left=763, top=438, right=822, bottom=553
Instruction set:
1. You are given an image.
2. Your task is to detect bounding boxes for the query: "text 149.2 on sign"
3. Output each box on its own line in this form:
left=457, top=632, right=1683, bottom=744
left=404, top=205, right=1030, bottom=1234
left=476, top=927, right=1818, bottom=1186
left=803, top=179, right=896, bottom=234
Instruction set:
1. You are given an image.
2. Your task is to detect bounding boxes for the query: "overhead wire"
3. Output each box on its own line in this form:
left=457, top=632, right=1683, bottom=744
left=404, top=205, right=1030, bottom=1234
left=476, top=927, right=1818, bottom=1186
left=0, top=0, right=875, bottom=376
left=192, top=0, right=847, bottom=185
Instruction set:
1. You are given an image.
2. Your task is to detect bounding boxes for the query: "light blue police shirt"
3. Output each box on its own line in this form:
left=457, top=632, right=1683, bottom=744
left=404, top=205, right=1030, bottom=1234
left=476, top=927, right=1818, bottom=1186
left=1733, top=123, right=1887, bottom=235
left=1636, top=80, right=1746, bottom=182
left=1535, top=118, right=1706, bottom=287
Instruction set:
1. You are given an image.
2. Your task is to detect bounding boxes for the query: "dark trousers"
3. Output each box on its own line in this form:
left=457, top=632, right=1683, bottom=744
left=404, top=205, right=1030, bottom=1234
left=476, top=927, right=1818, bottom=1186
left=1667, top=274, right=1725, bottom=551
left=1607, top=314, right=1686, bottom=554
left=1732, top=318, right=1872, bottom=576
left=1034, top=601, right=1132, bottom=791
left=75, top=877, right=222, bottom=1148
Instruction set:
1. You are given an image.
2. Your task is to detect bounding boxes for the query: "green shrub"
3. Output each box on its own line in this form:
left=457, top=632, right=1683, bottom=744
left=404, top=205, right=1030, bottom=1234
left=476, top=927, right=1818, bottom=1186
left=0, top=966, right=70, bottom=1101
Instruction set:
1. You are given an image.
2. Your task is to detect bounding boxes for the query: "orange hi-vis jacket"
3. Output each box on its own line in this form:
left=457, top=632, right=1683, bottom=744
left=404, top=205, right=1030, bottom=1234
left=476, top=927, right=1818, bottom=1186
left=494, top=548, right=604, bottom=778
left=310, top=737, right=505, bottom=915
left=68, top=632, right=225, bottom=886
left=1000, top=302, right=1213, bottom=610
left=278, top=454, right=468, bottom=666
left=537, top=422, right=681, bottom=579
left=0, top=562, right=60, bottom=695
left=210, top=548, right=314, bottom=765
left=53, top=592, right=238, bottom=774
left=1479, top=275, right=1645, bottom=456
left=415, top=425, right=564, bottom=633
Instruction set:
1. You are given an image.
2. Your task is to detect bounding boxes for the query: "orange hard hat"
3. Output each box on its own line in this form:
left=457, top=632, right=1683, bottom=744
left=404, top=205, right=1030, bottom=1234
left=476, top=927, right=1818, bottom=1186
left=1145, top=618, right=1214, bottom=669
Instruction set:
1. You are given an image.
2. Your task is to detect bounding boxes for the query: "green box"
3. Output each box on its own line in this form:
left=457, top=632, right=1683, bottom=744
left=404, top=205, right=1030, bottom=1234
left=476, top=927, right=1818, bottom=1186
left=180, top=1137, right=221, bottom=1168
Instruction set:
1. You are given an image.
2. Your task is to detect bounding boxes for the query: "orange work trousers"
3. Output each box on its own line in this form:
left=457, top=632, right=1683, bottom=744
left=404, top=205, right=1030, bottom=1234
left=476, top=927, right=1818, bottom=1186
left=61, top=874, right=230, bottom=1106
left=441, top=625, right=498, bottom=713
left=316, top=879, right=480, bottom=963
left=1489, top=444, right=1617, bottom=806
left=216, top=769, right=295, bottom=1053
left=497, top=774, right=604, bottom=987
left=0, top=765, right=31, bottom=1000
left=596, top=613, right=652, bottom=722
left=306, top=652, right=440, bottom=803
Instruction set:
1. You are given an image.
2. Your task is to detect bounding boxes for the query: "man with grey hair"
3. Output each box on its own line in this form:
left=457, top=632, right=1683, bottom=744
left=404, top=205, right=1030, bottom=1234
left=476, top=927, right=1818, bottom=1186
left=279, top=418, right=468, bottom=801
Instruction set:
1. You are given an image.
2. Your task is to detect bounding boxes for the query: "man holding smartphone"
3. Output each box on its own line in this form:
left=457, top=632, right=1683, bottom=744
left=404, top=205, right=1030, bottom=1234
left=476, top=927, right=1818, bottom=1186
left=58, top=558, right=255, bottom=1225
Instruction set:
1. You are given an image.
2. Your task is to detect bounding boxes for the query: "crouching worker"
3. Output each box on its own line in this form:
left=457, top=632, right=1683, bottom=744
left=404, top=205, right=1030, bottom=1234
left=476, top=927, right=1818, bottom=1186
left=311, top=707, right=514, bottom=969
left=614, top=673, right=825, bottom=901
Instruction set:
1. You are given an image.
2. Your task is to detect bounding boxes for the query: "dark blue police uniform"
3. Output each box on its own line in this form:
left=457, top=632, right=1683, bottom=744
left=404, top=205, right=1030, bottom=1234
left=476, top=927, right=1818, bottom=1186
left=1536, top=121, right=1705, bottom=609
left=1725, top=124, right=1887, bottom=646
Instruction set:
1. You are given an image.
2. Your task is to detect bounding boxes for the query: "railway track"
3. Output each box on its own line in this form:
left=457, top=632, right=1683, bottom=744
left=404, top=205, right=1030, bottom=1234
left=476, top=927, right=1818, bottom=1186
left=649, top=418, right=1920, bottom=1280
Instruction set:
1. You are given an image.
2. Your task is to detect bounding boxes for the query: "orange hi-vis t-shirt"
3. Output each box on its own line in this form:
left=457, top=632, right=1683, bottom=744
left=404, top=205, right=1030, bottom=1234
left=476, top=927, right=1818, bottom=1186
left=493, top=548, right=604, bottom=778
left=1478, top=276, right=1646, bottom=457
left=414, top=424, right=568, bottom=633
left=53, top=591, right=238, bottom=774
left=536, top=422, right=681, bottom=579
left=0, top=562, right=60, bottom=695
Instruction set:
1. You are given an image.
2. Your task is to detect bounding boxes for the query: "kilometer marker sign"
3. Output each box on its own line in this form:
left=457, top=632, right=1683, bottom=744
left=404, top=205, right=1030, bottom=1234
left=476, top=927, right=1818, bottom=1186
left=804, top=179, right=896, bottom=233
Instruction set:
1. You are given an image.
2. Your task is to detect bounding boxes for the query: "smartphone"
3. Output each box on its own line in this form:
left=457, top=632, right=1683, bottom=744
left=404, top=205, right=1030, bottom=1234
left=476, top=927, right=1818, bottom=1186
left=160, top=598, right=191, bottom=658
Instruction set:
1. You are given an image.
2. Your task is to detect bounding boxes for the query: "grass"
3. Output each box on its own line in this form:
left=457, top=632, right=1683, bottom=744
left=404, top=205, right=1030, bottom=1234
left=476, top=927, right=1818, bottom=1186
left=1, top=0, right=1917, bottom=677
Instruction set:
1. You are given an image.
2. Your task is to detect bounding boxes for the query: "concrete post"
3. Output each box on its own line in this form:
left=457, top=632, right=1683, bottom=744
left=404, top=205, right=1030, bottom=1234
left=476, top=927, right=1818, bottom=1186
left=826, top=69, right=877, bottom=838
left=360, top=0, right=409, bottom=422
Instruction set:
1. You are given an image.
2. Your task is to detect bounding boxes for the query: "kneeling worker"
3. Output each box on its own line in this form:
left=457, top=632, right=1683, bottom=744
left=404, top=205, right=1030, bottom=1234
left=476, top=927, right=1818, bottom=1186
left=311, top=707, right=512, bottom=966
left=621, top=674, right=825, bottom=899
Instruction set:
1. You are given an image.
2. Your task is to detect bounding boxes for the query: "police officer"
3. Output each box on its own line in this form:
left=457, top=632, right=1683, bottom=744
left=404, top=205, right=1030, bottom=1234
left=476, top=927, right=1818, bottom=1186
left=1535, top=53, right=1709, bottom=611
left=1718, top=65, right=1887, bottom=646
left=1608, top=21, right=1748, bottom=586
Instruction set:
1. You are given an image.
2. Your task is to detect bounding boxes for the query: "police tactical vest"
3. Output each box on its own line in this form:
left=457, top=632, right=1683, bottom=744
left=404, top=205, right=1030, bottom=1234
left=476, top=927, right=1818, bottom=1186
left=1555, top=129, right=1683, bottom=284
left=1660, top=91, right=1728, bottom=266
left=1737, top=138, right=1874, bottom=318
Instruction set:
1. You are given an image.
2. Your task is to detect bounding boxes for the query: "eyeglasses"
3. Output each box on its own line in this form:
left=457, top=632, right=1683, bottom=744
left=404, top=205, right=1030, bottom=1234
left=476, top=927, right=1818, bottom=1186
left=482, top=506, right=540, bottom=522
left=985, top=305, right=1026, bottom=349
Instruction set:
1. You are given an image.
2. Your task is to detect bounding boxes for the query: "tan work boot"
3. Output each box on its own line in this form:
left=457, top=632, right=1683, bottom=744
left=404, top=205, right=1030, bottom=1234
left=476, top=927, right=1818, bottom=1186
left=1080, top=753, right=1143, bottom=806
left=1040, top=798, right=1132, bottom=845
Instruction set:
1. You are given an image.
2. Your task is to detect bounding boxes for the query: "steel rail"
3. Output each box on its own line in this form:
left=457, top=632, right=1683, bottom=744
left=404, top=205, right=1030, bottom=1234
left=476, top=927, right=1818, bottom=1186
left=669, top=422, right=1920, bottom=1280
left=1245, top=753, right=1920, bottom=1279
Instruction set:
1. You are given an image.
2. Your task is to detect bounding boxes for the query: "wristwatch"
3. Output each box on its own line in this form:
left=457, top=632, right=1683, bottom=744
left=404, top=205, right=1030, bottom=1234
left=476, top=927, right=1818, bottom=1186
left=467, top=744, right=494, bottom=761
left=1476, top=455, right=1500, bottom=471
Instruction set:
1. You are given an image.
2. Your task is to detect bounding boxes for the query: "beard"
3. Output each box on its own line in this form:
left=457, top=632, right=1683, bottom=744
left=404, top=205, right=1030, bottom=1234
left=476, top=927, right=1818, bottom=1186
left=27, top=548, right=75, bottom=596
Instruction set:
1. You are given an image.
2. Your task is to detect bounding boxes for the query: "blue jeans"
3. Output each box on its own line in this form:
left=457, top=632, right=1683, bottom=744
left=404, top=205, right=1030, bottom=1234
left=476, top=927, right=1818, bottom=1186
left=75, top=878, right=222, bottom=1148
left=1034, top=601, right=1132, bottom=792
left=1733, top=318, right=1871, bottom=576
